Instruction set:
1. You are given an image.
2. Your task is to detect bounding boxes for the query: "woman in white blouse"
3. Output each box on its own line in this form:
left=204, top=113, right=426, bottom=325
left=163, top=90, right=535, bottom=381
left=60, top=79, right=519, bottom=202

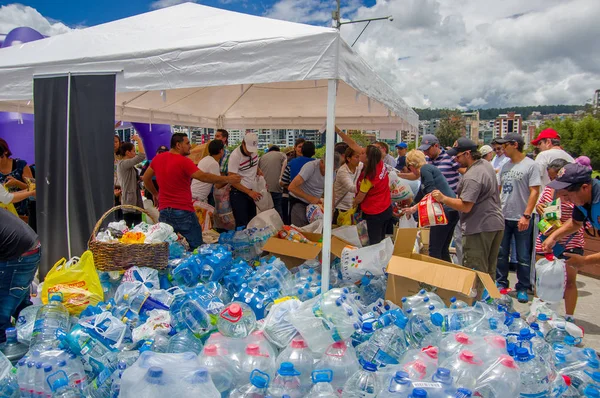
left=333, top=147, right=363, bottom=220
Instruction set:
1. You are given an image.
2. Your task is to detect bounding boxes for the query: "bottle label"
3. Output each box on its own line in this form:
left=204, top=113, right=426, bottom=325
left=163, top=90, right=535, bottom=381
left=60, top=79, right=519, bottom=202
left=520, top=393, right=550, bottom=398
left=412, top=382, right=443, bottom=389
left=374, top=349, right=399, bottom=366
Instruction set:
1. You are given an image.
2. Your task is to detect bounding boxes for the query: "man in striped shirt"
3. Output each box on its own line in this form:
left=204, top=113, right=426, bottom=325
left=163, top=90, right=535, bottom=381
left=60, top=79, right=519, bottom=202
left=419, top=134, right=466, bottom=263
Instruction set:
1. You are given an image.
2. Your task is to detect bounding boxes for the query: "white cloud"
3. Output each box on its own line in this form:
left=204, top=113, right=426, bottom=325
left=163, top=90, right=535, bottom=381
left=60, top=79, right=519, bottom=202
left=265, top=0, right=600, bottom=109
left=150, top=0, right=197, bottom=10
left=0, top=4, right=71, bottom=37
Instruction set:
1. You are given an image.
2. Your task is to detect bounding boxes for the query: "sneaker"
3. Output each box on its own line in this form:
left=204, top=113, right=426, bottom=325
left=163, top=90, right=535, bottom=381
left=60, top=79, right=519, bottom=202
left=517, top=290, right=529, bottom=303
left=565, top=315, right=575, bottom=323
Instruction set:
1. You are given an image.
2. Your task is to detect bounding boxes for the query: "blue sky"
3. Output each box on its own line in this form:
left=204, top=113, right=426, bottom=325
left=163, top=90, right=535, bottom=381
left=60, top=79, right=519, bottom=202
left=0, top=0, right=376, bottom=29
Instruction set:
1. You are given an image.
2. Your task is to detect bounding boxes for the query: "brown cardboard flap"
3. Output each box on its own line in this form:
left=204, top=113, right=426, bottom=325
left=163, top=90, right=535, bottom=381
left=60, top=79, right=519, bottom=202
left=262, top=237, right=321, bottom=260
left=393, top=228, right=419, bottom=256
left=475, top=271, right=501, bottom=299
left=386, top=256, right=477, bottom=297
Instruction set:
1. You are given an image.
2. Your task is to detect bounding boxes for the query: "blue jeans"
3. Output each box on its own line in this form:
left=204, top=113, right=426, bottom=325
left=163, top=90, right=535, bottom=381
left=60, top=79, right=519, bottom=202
left=159, top=208, right=203, bottom=251
left=271, top=192, right=283, bottom=221
left=0, top=250, right=40, bottom=343
left=497, top=219, right=533, bottom=291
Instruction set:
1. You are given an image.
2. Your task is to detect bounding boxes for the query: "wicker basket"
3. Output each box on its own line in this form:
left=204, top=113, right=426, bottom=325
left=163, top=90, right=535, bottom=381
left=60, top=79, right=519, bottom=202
left=88, top=205, right=169, bottom=271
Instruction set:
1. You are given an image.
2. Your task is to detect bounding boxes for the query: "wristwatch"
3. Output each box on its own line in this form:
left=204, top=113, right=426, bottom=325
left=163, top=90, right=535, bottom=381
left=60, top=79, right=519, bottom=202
left=523, top=214, right=531, bottom=220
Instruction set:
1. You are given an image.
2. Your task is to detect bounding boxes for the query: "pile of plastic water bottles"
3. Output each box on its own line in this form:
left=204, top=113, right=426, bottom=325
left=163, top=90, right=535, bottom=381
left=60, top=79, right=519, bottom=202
left=0, top=239, right=599, bottom=398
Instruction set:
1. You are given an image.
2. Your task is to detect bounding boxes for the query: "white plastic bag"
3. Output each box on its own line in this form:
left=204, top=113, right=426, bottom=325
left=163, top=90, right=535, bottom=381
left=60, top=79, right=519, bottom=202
left=340, top=237, right=394, bottom=283
left=132, top=309, right=172, bottom=343
left=296, top=219, right=324, bottom=234
left=535, top=254, right=566, bottom=303
left=247, top=208, right=284, bottom=232
left=255, top=176, right=274, bottom=212
left=306, top=204, right=324, bottom=224
left=387, top=165, right=414, bottom=207
left=332, top=225, right=363, bottom=248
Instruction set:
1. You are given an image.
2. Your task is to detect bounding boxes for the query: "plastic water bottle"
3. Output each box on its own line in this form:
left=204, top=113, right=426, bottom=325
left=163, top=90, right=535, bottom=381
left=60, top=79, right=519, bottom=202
left=30, top=295, right=70, bottom=350
left=306, top=369, right=338, bottom=398
left=559, top=376, right=581, bottom=398
left=430, top=308, right=486, bottom=332
left=583, top=384, right=600, bottom=397
left=239, top=344, right=276, bottom=385
left=545, top=322, right=569, bottom=345
left=268, top=362, right=303, bottom=398
left=180, top=368, right=220, bottom=398
left=408, top=388, right=428, bottom=397
left=438, top=332, right=478, bottom=362
left=439, top=350, right=483, bottom=390
left=166, top=329, right=203, bottom=354
left=23, top=360, right=37, bottom=398
left=50, top=378, right=85, bottom=398
left=515, top=348, right=551, bottom=397
left=378, top=371, right=413, bottom=397
left=535, top=314, right=552, bottom=337
left=315, top=341, right=360, bottom=394
left=423, top=367, right=458, bottom=398
left=406, top=312, right=441, bottom=348
left=230, top=369, right=271, bottom=398
left=400, top=346, right=439, bottom=381
left=217, top=302, right=256, bottom=338
left=107, top=361, right=127, bottom=398
left=449, top=297, right=469, bottom=310
left=276, top=337, right=315, bottom=392
left=506, top=312, right=529, bottom=333
left=0, top=327, right=28, bottom=365
left=474, top=355, right=520, bottom=398
left=342, top=361, right=381, bottom=397
left=198, top=344, right=237, bottom=395
left=492, top=288, right=514, bottom=312
left=356, top=313, right=409, bottom=367
left=136, top=366, right=170, bottom=397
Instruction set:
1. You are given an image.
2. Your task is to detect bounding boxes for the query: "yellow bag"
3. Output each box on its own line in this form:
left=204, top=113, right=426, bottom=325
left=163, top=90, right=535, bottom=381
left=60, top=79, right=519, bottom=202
left=337, top=207, right=356, bottom=226
left=0, top=202, right=18, bottom=216
left=42, top=250, right=104, bottom=316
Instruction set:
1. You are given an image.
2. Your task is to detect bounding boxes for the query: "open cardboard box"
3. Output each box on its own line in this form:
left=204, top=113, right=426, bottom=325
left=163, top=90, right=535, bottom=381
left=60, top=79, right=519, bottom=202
left=386, top=228, right=500, bottom=306
left=262, top=232, right=352, bottom=269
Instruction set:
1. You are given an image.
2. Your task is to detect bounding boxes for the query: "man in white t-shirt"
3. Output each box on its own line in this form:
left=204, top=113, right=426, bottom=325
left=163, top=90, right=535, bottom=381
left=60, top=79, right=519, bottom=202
left=532, top=128, right=574, bottom=189
left=491, top=138, right=510, bottom=185
left=191, top=139, right=226, bottom=202
left=228, top=133, right=261, bottom=227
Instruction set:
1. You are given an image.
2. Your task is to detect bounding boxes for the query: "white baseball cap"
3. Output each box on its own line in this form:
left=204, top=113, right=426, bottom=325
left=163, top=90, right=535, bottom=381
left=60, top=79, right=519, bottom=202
left=244, top=133, right=258, bottom=153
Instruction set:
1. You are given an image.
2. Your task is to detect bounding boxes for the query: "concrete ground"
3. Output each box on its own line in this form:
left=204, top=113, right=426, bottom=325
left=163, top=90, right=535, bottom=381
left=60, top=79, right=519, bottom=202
left=510, top=273, right=600, bottom=351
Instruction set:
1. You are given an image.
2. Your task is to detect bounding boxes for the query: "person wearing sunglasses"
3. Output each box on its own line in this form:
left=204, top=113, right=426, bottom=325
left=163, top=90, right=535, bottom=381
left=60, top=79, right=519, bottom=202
left=495, top=133, right=542, bottom=303
left=542, top=163, right=599, bottom=269
left=432, top=138, right=504, bottom=280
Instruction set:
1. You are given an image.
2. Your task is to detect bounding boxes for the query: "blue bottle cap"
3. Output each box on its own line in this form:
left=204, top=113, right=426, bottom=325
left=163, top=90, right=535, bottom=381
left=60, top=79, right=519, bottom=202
left=147, top=366, right=163, bottom=378
left=423, top=297, right=430, bottom=303
left=362, top=361, right=377, bottom=372
left=419, top=289, right=426, bottom=294
left=51, top=378, right=68, bottom=392
left=515, top=348, right=530, bottom=361
left=584, top=384, right=600, bottom=398
left=530, top=323, right=540, bottom=331
left=278, top=362, right=301, bottom=377
left=433, top=367, right=452, bottom=384
left=411, top=388, right=428, bottom=397
left=394, top=371, right=410, bottom=381
left=57, top=360, right=66, bottom=367
left=311, top=369, right=333, bottom=383
left=250, top=370, right=269, bottom=388
left=450, top=297, right=457, bottom=303
left=43, top=364, right=53, bottom=372
left=519, top=329, right=531, bottom=338
left=537, top=313, right=548, bottom=321
left=431, top=313, right=443, bottom=327
left=564, top=335, right=577, bottom=345
left=402, top=297, right=407, bottom=302
left=428, top=305, right=435, bottom=311
left=191, top=369, right=210, bottom=383
left=456, top=388, right=473, bottom=397
left=362, top=322, right=374, bottom=333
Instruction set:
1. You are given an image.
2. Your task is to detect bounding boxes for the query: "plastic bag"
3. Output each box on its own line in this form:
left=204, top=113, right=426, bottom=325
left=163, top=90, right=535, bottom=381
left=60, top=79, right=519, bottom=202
left=193, top=200, right=215, bottom=231
left=340, top=237, right=394, bottom=283
left=356, top=220, right=369, bottom=247
left=42, top=251, right=104, bottom=316
left=213, top=185, right=236, bottom=230
left=337, top=207, right=356, bottom=226
left=0, top=202, right=18, bottom=216
left=255, top=176, right=274, bottom=213
left=123, top=266, right=161, bottom=291
left=247, top=208, right=284, bottom=232
left=262, top=298, right=301, bottom=348
left=332, top=225, right=363, bottom=248
left=387, top=165, right=414, bottom=207
left=132, top=309, right=172, bottom=343
left=15, top=304, right=42, bottom=344
left=418, top=193, right=448, bottom=227
left=306, top=204, right=324, bottom=224
left=297, top=219, right=324, bottom=234
left=535, top=254, right=566, bottom=303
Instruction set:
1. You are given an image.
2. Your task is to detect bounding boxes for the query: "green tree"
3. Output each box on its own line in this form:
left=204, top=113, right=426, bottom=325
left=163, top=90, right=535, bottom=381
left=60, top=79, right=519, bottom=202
left=349, top=132, right=372, bottom=148
left=436, top=112, right=464, bottom=148
left=536, top=116, right=600, bottom=169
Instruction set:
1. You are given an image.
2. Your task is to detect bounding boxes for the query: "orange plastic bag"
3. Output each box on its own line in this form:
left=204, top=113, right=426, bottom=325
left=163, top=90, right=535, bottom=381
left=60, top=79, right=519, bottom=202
left=418, top=193, right=448, bottom=227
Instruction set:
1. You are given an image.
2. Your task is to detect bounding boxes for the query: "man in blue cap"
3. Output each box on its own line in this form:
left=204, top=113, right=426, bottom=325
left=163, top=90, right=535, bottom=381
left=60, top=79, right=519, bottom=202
left=542, top=163, right=598, bottom=268
left=395, top=142, right=408, bottom=172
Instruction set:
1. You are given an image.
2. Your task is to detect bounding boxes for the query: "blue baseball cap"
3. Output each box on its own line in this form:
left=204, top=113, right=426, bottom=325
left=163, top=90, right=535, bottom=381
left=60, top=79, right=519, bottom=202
left=395, top=142, right=408, bottom=149
left=547, top=163, right=592, bottom=190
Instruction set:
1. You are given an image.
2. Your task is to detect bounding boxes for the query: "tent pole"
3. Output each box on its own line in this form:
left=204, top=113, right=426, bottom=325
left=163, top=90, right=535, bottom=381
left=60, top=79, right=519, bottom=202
left=65, top=72, right=72, bottom=259
left=321, top=79, right=337, bottom=293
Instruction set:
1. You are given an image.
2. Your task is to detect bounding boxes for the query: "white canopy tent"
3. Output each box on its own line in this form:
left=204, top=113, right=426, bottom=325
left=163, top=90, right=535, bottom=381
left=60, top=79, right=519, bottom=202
left=0, top=2, right=418, bottom=289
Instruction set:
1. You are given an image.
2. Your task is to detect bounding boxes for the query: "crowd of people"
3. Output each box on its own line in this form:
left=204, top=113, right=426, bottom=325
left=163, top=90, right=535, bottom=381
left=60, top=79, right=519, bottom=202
left=2, top=125, right=600, bottom=344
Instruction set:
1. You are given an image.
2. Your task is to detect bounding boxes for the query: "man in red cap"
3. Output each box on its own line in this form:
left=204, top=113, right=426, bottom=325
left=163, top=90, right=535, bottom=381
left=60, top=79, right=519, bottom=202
left=532, top=128, right=573, bottom=189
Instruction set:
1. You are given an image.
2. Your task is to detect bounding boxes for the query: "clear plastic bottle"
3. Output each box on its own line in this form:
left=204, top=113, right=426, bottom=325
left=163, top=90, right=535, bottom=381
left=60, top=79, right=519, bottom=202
left=276, top=337, right=314, bottom=392
left=268, top=362, right=303, bottom=398
left=400, top=346, right=440, bottom=381
left=217, top=302, right=256, bottom=338
left=239, top=344, right=276, bottom=385
left=109, top=361, right=127, bottom=398
left=229, top=369, right=271, bottom=398
left=515, top=348, right=551, bottom=397
left=545, top=322, right=570, bottom=345
left=493, top=288, right=514, bottom=312
left=430, top=308, right=486, bottom=333
left=315, top=341, right=360, bottom=395
left=342, top=361, right=380, bottom=398
left=439, top=350, right=483, bottom=390
left=474, top=355, right=520, bottom=398
left=408, top=388, right=428, bottom=398
left=406, top=312, right=441, bottom=348
left=449, top=297, right=469, bottom=310
left=50, top=378, right=85, bottom=398
left=198, top=344, right=237, bottom=395
left=179, top=368, right=220, bottom=398
left=356, top=313, right=409, bottom=367
left=506, top=312, right=529, bottom=333
left=30, top=295, right=70, bottom=351
left=0, top=327, right=28, bottom=365
left=306, top=369, right=338, bottom=398
left=136, top=367, right=170, bottom=398
left=438, top=332, right=477, bottom=362
left=166, top=329, right=203, bottom=354
left=243, top=330, right=277, bottom=360
left=378, top=371, right=413, bottom=397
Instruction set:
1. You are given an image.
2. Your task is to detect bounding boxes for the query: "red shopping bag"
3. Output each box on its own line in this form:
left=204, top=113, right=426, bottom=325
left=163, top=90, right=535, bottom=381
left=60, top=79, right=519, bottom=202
left=418, top=193, right=448, bottom=227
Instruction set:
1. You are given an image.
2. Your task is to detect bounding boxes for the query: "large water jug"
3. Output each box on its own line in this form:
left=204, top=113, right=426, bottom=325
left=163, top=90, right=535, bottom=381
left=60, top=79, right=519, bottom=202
left=439, top=350, right=483, bottom=390
left=378, top=371, right=413, bottom=397
left=474, top=355, right=520, bottom=398
left=276, top=337, right=314, bottom=393
left=217, top=302, right=256, bottom=338
left=229, top=369, right=270, bottom=398
left=342, top=361, right=380, bottom=398
left=166, top=329, right=203, bottom=354
left=198, top=344, right=237, bottom=395
left=306, top=369, right=338, bottom=398
left=239, top=344, right=276, bottom=385
left=315, top=341, right=360, bottom=394
left=515, top=348, right=551, bottom=398
left=30, top=295, right=70, bottom=351
left=267, top=362, right=303, bottom=398
left=0, top=327, right=28, bottom=365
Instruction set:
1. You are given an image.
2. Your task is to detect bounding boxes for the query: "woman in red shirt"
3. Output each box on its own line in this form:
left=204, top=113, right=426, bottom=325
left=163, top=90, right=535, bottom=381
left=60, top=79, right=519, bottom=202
left=353, top=145, right=393, bottom=245
left=536, top=158, right=585, bottom=322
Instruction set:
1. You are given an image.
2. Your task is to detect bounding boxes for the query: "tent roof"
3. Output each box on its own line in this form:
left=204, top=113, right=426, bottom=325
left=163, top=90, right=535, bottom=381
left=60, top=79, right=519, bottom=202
left=0, top=2, right=417, bottom=131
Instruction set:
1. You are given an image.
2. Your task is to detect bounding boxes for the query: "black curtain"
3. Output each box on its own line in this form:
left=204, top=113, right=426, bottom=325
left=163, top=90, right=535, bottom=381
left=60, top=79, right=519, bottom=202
left=34, top=74, right=116, bottom=278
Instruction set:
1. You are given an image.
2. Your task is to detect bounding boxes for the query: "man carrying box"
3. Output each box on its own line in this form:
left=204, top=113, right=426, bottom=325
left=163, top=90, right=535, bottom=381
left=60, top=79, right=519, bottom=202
left=431, top=138, right=504, bottom=280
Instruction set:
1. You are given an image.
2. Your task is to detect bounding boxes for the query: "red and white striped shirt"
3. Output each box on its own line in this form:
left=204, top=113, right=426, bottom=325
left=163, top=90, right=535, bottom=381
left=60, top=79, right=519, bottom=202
left=535, top=186, right=585, bottom=252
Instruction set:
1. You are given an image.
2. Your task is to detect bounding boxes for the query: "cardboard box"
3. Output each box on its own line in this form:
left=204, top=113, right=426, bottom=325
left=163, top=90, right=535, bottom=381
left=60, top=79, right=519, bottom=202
left=385, top=228, right=500, bottom=306
left=262, top=232, right=351, bottom=269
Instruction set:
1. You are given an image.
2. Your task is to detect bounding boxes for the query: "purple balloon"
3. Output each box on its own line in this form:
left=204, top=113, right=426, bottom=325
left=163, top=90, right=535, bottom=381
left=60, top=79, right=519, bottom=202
left=131, top=123, right=172, bottom=161
left=0, top=112, right=35, bottom=164
left=1, top=27, right=44, bottom=48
